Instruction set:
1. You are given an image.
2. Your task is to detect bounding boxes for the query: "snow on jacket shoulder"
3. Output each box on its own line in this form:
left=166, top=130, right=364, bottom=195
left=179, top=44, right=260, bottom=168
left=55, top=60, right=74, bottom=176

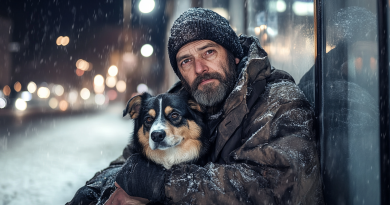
left=164, top=35, right=324, bottom=204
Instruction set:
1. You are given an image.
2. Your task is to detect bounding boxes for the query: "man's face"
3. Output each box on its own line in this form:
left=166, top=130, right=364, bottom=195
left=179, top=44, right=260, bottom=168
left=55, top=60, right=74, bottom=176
left=176, top=40, right=240, bottom=107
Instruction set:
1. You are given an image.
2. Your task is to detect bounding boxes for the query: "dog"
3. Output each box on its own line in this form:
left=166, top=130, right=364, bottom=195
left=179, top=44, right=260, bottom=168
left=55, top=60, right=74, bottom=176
left=123, top=90, right=209, bottom=169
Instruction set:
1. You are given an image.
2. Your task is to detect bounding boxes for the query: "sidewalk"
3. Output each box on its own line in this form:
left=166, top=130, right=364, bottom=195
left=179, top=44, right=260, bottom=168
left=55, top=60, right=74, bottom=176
left=0, top=103, right=132, bottom=205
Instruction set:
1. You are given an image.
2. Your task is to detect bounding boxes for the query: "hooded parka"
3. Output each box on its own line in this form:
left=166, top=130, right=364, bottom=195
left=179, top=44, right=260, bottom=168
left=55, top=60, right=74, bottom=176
left=68, top=35, right=324, bottom=205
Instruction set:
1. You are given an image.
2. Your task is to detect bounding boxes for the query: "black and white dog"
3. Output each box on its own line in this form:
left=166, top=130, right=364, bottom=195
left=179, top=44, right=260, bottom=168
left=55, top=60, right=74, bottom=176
left=123, top=90, right=209, bottom=169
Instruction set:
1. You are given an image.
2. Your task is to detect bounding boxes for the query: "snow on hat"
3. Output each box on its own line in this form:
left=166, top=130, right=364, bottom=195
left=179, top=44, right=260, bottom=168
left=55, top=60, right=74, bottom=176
left=168, top=8, right=244, bottom=77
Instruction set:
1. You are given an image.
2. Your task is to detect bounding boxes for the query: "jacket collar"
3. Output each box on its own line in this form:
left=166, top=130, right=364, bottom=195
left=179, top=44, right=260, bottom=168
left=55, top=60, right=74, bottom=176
left=213, top=35, right=272, bottom=160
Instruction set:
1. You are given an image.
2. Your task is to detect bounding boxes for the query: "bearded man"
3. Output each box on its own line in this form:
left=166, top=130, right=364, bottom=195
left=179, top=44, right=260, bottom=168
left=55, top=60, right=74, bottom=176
left=67, top=8, right=324, bottom=205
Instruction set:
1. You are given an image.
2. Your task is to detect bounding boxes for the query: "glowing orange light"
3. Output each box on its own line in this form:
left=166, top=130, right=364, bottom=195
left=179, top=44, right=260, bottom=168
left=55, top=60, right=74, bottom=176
left=3, top=85, right=11, bottom=96
left=59, top=100, right=68, bottom=111
left=355, top=57, right=363, bottom=73
left=56, top=36, right=63, bottom=45
left=76, top=68, right=84, bottom=76
left=14, top=82, right=22, bottom=92
left=255, top=27, right=261, bottom=35
left=262, top=33, right=268, bottom=41
left=61, top=36, right=70, bottom=46
left=370, top=57, right=377, bottom=72
left=76, top=59, right=90, bottom=71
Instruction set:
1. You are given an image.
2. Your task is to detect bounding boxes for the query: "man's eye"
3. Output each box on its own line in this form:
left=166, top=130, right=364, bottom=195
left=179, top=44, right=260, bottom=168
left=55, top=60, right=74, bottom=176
left=205, top=50, right=215, bottom=55
left=181, top=59, right=191, bottom=66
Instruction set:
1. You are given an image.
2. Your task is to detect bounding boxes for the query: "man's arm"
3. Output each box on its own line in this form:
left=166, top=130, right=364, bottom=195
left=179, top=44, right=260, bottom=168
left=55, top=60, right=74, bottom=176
left=115, top=95, right=323, bottom=204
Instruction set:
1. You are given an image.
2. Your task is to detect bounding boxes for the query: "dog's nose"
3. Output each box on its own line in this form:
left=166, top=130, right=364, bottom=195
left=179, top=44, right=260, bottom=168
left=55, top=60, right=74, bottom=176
left=151, top=130, right=166, bottom=142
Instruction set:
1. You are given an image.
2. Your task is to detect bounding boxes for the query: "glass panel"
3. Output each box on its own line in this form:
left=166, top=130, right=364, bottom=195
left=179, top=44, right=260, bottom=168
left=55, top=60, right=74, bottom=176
left=321, top=1, right=380, bottom=204
left=247, top=0, right=315, bottom=105
left=202, top=0, right=246, bottom=35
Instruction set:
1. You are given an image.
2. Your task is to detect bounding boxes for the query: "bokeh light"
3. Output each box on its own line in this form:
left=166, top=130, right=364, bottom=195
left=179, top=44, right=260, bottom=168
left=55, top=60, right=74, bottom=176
left=49, top=98, right=58, bottom=109
left=3, top=85, right=11, bottom=96
left=76, top=59, right=90, bottom=71
left=107, top=90, right=117, bottom=101
left=56, top=36, right=70, bottom=46
left=15, top=98, right=27, bottom=111
left=56, top=36, right=63, bottom=45
left=108, top=65, right=118, bottom=76
left=27, top=82, right=37, bottom=93
left=59, top=100, right=68, bottom=111
left=76, top=69, right=84, bottom=76
left=276, top=0, right=287, bottom=12
left=37, top=87, right=50, bottom=98
left=106, top=76, right=117, bottom=88
left=254, top=27, right=261, bottom=35
left=14, top=82, right=22, bottom=92
left=54, top=85, right=64, bottom=96
left=94, top=75, right=104, bottom=86
left=140, top=44, right=153, bottom=57
left=80, top=88, right=91, bottom=100
left=0, top=98, right=6, bottom=109
left=137, top=83, right=149, bottom=93
left=94, top=85, right=105, bottom=94
left=68, top=90, right=78, bottom=103
left=116, top=80, right=126, bottom=93
left=139, top=0, right=155, bottom=13
left=95, top=94, right=105, bottom=105
left=61, top=36, right=70, bottom=46
left=21, top=91, right=32, bottom=101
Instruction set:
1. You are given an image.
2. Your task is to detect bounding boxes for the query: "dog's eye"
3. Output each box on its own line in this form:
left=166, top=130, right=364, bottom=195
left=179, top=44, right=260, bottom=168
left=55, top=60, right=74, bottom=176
left=171, top=112, right=180, bottom=119
left=145, top=117, right=154, bottom=123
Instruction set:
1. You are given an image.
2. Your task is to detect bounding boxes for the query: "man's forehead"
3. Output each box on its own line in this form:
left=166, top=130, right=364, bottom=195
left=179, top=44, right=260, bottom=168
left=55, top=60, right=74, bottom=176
left=176, top=40, right=220, bottom=58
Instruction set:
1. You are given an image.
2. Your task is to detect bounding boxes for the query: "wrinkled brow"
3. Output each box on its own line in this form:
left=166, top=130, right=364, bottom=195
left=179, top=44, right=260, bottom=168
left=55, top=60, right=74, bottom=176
left=176, top=42, right=219, bottom=63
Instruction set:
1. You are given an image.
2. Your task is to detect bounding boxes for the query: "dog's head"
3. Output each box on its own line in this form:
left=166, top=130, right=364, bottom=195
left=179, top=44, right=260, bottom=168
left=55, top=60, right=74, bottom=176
left=123, top=90, right=207, bottom=168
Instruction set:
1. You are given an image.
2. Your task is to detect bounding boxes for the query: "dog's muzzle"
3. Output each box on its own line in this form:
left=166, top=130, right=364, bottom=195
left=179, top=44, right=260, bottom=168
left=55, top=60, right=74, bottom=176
left=151, top=130, right=166, bottom=142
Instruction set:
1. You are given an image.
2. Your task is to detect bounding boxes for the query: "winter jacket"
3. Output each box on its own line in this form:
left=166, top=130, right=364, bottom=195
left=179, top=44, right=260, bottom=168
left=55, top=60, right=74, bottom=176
left=68, top=35, right=324, bottom=205
left=161, top=36, right=324, bottom=204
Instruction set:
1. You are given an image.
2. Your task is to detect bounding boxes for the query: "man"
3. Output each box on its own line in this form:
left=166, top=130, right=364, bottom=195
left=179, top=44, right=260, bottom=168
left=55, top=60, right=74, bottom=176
left=67, top=8, right=324, bottom=205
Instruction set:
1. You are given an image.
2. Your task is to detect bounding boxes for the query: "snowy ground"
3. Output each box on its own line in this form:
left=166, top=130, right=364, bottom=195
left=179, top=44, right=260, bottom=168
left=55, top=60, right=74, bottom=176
left=0, top=103, right=132, bottom=205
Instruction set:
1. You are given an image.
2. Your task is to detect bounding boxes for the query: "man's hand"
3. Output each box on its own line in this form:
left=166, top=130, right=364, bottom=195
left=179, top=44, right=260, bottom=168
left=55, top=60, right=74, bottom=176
left=115, top=154, right=167, bottom=203
left=104, top=182, right=149, bottom=205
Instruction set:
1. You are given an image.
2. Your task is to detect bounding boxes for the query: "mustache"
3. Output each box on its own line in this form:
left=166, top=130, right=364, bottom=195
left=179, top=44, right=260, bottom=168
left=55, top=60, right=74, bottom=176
left=191, top=72, right=225, bottom=91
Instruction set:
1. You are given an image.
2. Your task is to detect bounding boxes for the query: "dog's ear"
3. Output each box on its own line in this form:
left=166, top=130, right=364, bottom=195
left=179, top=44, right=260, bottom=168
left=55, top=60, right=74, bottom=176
left=188, top=100, right=204, bottom=113
left=123, top=95, right=143, bottom=119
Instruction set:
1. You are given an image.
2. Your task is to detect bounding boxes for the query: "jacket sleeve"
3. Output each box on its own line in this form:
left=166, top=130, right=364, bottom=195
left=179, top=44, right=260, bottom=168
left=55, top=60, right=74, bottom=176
left=164, top=96, right=323, bottom=204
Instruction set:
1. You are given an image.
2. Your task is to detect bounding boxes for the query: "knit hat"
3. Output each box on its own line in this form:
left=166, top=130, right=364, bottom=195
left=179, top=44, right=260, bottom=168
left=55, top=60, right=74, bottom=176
left=168, top=8, right=244, bottom=77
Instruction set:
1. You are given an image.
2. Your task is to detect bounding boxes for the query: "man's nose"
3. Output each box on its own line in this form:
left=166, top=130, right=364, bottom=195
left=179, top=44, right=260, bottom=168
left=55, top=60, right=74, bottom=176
left=194, top=59, right=208, bottom=74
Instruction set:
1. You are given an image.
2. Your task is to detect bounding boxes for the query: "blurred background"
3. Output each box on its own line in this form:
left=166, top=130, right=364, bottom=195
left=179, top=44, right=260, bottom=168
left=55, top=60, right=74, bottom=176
left=0, top=0, right=386, bottom=204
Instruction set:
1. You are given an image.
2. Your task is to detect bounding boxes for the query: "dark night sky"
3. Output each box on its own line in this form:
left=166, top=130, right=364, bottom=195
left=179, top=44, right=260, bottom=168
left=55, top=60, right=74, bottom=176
left=0, top=0, right=167, bottom=98
left=0, top=0, right=124, bottom=94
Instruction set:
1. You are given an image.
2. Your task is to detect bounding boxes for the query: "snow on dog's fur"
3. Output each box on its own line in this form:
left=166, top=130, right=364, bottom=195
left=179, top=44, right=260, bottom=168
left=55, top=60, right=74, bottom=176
left=123, top=90, right=209, bottom=169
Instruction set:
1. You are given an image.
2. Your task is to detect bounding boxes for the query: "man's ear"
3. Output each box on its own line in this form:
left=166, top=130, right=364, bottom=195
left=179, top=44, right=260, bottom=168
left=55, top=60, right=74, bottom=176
left=188, top=100, right=204, bottom=113
left=123, top=95, right=143, bottom=119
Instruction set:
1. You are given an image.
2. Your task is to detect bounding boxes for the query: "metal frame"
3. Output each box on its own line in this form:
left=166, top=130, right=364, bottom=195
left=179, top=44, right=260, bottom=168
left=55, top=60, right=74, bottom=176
left=314, top=0, right=324, bottom=175
left=377, top=0, right=390, bottom=204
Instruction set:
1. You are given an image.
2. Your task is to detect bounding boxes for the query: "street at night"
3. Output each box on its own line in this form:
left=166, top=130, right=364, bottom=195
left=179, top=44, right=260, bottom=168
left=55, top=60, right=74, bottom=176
left=0, top=0, right=389, bottom=204
left=0, top=104, right=131, bottom=205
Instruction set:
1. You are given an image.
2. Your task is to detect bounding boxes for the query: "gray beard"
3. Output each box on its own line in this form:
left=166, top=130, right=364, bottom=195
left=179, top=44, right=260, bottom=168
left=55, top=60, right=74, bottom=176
left=192, top=81, right=228, bottom=107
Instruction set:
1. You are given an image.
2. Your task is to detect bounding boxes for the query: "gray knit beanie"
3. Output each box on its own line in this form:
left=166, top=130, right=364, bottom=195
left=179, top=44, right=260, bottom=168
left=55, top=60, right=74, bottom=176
left=168, top=8, right=244, bottom=77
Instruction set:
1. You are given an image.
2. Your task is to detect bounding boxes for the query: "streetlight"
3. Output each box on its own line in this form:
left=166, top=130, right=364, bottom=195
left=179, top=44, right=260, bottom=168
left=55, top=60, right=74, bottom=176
left=108, top=65, right=118, bottom=76
left=139, top=0, right=155, bottom=13
left=141, top=44, right=153, bottom=57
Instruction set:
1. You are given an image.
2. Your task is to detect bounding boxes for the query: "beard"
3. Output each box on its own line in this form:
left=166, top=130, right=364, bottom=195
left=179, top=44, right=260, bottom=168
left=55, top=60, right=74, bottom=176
left=183, top=56, right=237, bottom=107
